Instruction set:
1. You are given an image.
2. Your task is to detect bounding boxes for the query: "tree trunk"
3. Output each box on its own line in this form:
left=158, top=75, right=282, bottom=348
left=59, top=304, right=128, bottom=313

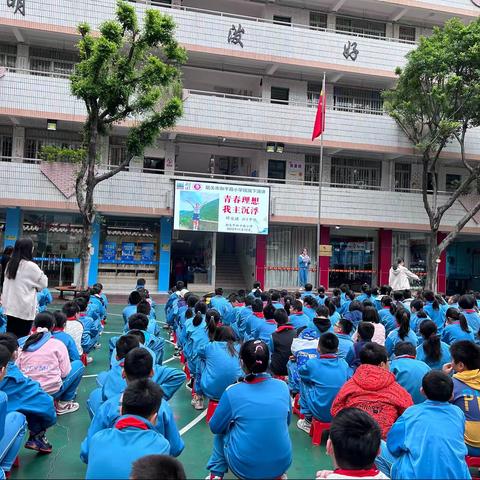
left=424, top=229, right=439, bottom=293
left=78, top=214, right=93, bottom=289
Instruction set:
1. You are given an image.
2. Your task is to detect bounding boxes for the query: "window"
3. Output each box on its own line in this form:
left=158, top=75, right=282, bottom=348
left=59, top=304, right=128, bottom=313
left=268, top=159, right=286, bottom=183
left=273, top=15, right=291, bottom=26
left=307, top=82, right=323, bottom=107
left=143, top=157, right=165, bottom=174
left=0, top=44, right=16, bottom=70
left=0, top=135, right=12, bottom=161
left=336, top=16, right=386, bottom=38
left=399, top=25, right=416, bottom=43
left=29, top=47, right=77, bottom=77
left=270, top=86, right=289, bottom=105
left=331, top=157, right=381, bottom=189
left=108, top=145, right=128, bottom=166
left=24, top=137, right=81, bottom=160
left=333, top=86, right=383, bottom=114
left=446, top=174, right=462, bottom=193
left=305, top=155, right=320, bottom=184
left=309, top=12, right=327, bottom=30
left=395, top=163, right=411, bottom=191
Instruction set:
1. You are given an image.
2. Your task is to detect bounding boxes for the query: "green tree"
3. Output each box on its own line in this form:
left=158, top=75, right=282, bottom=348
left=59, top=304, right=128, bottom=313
left=384, top=18, right=480, bottom=292
left=68, top=0, right=185, bottom=287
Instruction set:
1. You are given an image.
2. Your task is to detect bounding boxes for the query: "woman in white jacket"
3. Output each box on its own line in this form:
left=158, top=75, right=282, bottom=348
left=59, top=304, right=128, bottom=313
left=389, top=257, right=420, bottom=292
left=1, top=238, right=48, bottom=338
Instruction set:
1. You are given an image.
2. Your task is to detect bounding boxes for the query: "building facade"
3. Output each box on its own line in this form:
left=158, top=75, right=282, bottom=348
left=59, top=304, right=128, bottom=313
left=1, top=0, right=480, bottom=293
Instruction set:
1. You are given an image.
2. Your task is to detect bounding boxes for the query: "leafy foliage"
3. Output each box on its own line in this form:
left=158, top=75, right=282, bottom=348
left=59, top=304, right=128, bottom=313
left=39, top=145, right=86, bottom=163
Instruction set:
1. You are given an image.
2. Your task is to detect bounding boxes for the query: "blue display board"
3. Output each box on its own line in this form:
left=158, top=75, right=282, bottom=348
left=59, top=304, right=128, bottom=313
left=140, top=242, right=155, bottom=262
left=121, top=242, right=135, bottom=262
left=102, top=241, right=117, bottom=262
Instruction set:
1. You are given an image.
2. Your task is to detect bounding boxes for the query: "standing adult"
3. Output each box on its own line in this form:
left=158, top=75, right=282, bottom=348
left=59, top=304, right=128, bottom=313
left=0, top=246, right=13, bottom=293
left=298, top=248, right=311, bottom=288
left=389, top=257, right=420, bottom=293
left=1, top=238, right=48, bottom=338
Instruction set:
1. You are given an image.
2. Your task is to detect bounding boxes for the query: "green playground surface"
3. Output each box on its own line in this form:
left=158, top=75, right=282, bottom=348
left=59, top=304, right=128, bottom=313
left=9, top=304, right=332, bottom=479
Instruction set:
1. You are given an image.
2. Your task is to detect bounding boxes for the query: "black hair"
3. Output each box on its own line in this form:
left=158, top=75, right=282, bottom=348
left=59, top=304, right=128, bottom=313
left=131, top=455, right=186, bottom=480
left=263, top=303, right=276, bottom=320
left=93, top=282, right=103, bottom=291
left=450, top=340, right=480, bottom=370
left=445, top=308, right=471, bottom=333
left=53, top=311, right=67, bottom=329
left=458, top=294, right=476, bottom=310
left=394, top=341, right=416, bottom=357
left=215, top=287, right=224, bottom=296
left=75, top=296, right=88, bottom=313
left=124, top=347, right=154, bottom=381
left=304, top=296, right=319, bottom=309
left=410, top=299, right=424, bottom=312
left=361, top=283, right=369, bottom=294
left=349, top=300, right=364, bottom=313
left=318, top=333, right=339, bottom=354
left=137, top=300, right=152, bottom=317
left=423, top=290, right=439, bottom=310
left=252, top=281, right=261, bottom=289
left=128, top=313, right=149, bottom=331
left=90, top=285, right=101, bottom=296
left=292, top=300, right=303, bottom=312
left=2, top=246, right=13, bottom=256
left=121, top=378, right=163, bottom=419
left=403, top=289, right=412, bottom=299
left=251, top=299, right=264, bottom=313
left=362, top=306, right=380, bottom=324
left=346, top=291, right=356, bottom=302
left=339, top=284, right=349, bottom=293
left=271, top=291, right=280, bottom=302
left=175, top=281, right=185, bottom=291
left=136, top=278, right=146, bottom=287
left=318, top=286, right=325, bottom=296
left=129, top=290, right=143, bottom=306
left=419, top=320, right=441, bottom=362
left=5, top=238, right=34, bottom=280
left=392, top=257, right=404, bottom=271
left=205, top=309, right=221, bottom=341
left=62, top=301, right=79, bottom=319
left=381, top=296, right=397, bottom=315
left=283, top=296, right=293, bottom=315
left=357, top=322, right=374, bottom=342
left=274, top=308, right=289, bottom=326
left=304, top=283, right=313, bottom=292
left=337, top=318, right=354, bottom=335
left=209, top=324, right=238, bottom=356
left=240, top=339, right=269, bottom=380
left=393, top=291, right=404, bottom=302
left=329, top=408, right=382, bottom=470
left=395, top=309, right=411, bottom=340
left=324, top=298, right=337, bottom=316
left=22, top=312, right=54, bottom=351
left=116, top=334, right=141, bottom=360
left=332, top=288, right=341, bottom=297
left=244, top=295, right=253, bottom=307
left=0, top=333, right=18, bottom=355
left=359, top=342, right=388, bottom=366
left=192, top=302, right=208, bottom=327
left=128, top=329, right=146, bottom=345
left=185, top=295, right=199, bottom=314
left=313, top=317, right=332, bottom=334
left=0, top=344, right=11, bottom=369
left=422, top=371, right=453, bottom=402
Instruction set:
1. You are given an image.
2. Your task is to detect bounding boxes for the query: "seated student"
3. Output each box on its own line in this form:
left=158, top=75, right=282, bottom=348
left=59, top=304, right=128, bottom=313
left=209, top=288, right=231, bottom=319
left=325, top=298, right=341, bottom=328
left=269, top=309, right=296, bottom=377
left=409, top=299, right=428, bottom=333
left=297, top=333, right=351, bottom=434
left=362, top=306, right=386, bottom=345
left=307, top=305, right=333, bottom=333
left=197, top=322, right=242, bottom=403
left=303, top=295, right=319, bottom=323
left=244, top=299, right=265, bottom=340
left=75, top=296, right=101, bottom=358
left=135, top=278, right=146, bottom=291
left=16, top=312, right=84, bottom=415
left=137, top=287, right=156, bottom=312
left=123, top=291, right=143, bottom=325
left=444, top=340, right=480, bottom=457
left=37, top=287, right=53, bottom=313
left=458, top=294, right=480, bottom=338
left=389, top=342, right=431, bottom=404
left=270, top=291, right=283, bottom=310
left=301, top=283, right=315, bottom=300
left=88, top=284, right=107, bottom=324
left=377, top=371, right=471, bottom=479
left=331, top=343, right=413, bottom=439
left=333, top=318, right=355, bottom=364
left=315, top=408, right=388, bottom=480
left=252, top=303, right=278, bottom=343
left=206, top=340, right=292, bottom=480
left=339, top=291, right=355, bottom=316
left=62, top=301, right=84, bottom=359
left=93, top=282, right=108, bottom=310
left=52, top=311, right=80, bottom=363
left=247, top=281, right=262, bottom=299
left=442, top=308, right=475, bottom=345
left=378, top=297, right=397, bottom=335
left=0, top=347, right=27, bottom=476
left=385, top=310, right=417, bottom=358
left=351, top=322, right=375, bottom=369
left=343, top=301, right=364, bottom=328
left=423, top=290, right=446, bottom=334
left=134, top=300, right=159, bottom=337
left=0, top=333, right=56, bottom=453
left=416, top=320, right=451, bottom=370
left=356, top=283, right=371, bottom=303
left=289, top=300, right=310, bottom=330
left=131, top=455, right=186, bottom=480
left=81, top=348, right=183, bottom=462
left=85, top=379, right=170, bottom=480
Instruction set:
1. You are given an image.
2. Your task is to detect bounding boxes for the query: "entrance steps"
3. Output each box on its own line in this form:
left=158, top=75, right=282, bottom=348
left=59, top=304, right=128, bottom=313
left=215, top=255, right=247, bottom=291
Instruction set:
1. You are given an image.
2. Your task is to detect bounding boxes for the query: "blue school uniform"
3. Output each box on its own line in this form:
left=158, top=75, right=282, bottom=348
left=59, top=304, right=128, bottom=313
left=36, top=288, right=52, bottom=313
left=253, top=319, right=277, bottom=343
left=209, top=296, right=232, bottom=320
left=335, top=333, right=354, bottom=365
left=52, top=329, right=81, bottom=362
left=207, top=375, right=292, bottom=479
left=442, top=322, right=475, bottom=345
left=409, top=312, right=429, bottom=333
left=122, top=305, right=137, bottom=325
left=81, top=397, right=183, bottom=462
left=356, top=293, right=369, bottom=303
left=79, top=313, right=100, bottom=354
left=339, top=300, right=351, bottom=316
left=287, top=332, right=320, bottom=393
left=379, top=308, right=397, bottom=335
left=184, top=317, right=209, bottom=375
left=244, top=312, right=264, bottom=340
left=416, top=342, right=451, bottom=370
left=385, top=329, right=418, bottom=357
left=298, top=354, right=351, bottom=422
left=303, top=306, right=316, bottom=323
left=329, top=311, right=341, bottom=326
left=88, top=295, right=107, bottom=322
left=198, top=342, right=242, bottom=400
left=222, top=305, right=237, bottom=326
left=85, top=415, right=170, bottom=480
left=423, top=303, right=446, bottom=333
left=289, top=312, right=309, bottom=330
left=385, top=400, right=470, bottom=479
left=0, top=307, right=6, bottom=334
left=462, top=309, right=480, bottom=337
left=389, top=355, right=431, bottom=404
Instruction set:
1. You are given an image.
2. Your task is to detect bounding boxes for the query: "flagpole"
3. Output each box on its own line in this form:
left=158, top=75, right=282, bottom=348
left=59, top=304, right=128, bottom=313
left=317, top=72, right=326, bottom=288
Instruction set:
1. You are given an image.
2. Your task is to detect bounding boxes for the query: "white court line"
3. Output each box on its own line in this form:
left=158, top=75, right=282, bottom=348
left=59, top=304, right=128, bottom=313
left=179, top=410, right=207, bottom=436
left=83, top=374, right=98, bottom=378
left=108, top=313, right=123, bottom=317
left=163, top=356, right=177, bottom=364
left=103, top=331, right=124, bottom=335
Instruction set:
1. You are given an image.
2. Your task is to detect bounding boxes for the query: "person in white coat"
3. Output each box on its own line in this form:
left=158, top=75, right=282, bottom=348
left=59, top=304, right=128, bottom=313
left=389, top=257, right=420, bottom=292
left=1, top=238, right=48, bottom=338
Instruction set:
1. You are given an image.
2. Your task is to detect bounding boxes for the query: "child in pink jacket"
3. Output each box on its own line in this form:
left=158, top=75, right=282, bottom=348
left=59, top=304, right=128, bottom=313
left=16, top=312, right=85, bottom=415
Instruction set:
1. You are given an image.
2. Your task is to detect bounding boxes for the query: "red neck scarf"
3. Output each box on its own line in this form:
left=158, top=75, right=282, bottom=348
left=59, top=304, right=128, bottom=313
left=320, top=354, right=337, bottom=359
left=276, top=325, right=295, bottom=333
left=53, top=327, right=64, bottom=332
left=245, top=375, right=269, bottom=384
left=334, top=468, right=380, bottom=477
left=395, top=355, right=416, bottom=360
left=115, top=416, right=149, bottom=431
left=253, top=312, right=264, bottom=318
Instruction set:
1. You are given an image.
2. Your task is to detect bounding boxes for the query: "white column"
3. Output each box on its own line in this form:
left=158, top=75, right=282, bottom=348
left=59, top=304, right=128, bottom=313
left=15, top=44, right=29, bottom=70
left=12, top=126, right=25, bottom=161
left=165, top=141, right=176, bottom=175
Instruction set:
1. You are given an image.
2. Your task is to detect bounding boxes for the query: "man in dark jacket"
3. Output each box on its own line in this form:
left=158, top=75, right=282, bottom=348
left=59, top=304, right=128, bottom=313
left=269, top=308, right=296, bottom=376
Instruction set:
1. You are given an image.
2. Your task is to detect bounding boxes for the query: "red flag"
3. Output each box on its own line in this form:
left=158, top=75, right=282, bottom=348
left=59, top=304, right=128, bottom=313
left=311, top=77, right=326, bottom=141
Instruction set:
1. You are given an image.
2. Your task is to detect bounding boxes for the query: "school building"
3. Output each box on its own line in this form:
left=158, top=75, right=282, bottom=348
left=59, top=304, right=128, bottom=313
left=1, top=0, right=480, bottom=294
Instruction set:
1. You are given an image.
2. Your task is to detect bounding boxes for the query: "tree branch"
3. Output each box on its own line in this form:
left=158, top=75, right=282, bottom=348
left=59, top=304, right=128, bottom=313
left=93, top=154, right=134, bottom=185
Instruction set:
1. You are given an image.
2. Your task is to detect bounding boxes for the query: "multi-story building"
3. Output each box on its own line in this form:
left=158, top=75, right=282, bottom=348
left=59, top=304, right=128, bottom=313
left=1, top=0, right=479, bottom=293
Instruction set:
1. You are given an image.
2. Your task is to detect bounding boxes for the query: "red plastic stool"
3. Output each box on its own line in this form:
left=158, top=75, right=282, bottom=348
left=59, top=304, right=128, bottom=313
left=172, top=331, right=177, bottom=345
left=206, top=400, right=219, bottom=423
left=12, top=456, right=19, bottom=468
left=292, top=393, right=304, bottom=419
left=81, top=353, right=88, bottom=366
left=183, top=362, right=191, bottom=381
left=180, top=352, right=186, bottom=365
left=309, top=418, right=331, bottom=446
left=467, top=456, right=480, bottom=480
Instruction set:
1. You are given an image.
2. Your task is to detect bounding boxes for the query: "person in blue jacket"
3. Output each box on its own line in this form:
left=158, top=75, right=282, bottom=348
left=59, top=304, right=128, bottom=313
left=52, top=311, right=80, bottom=362
left=209, top=288, right=232, bottom=320
left=0, top=333, right=56, bottom=454
left=409, top=299, right=429, bottom=333
left=0, top=307, right=6, bottom=334
left=377, top=371, right=471, bottom=479
left=252, top=303, right=277, bottom=343
left=298, top=248, right=311, bottom=287
left=442, top=308, right=475, bottom=345
left=270, top=291, right=284, bottom=310
left=379, top=297, right=397, bottom=335
left=297, top=333, right=351, bottom=434
left=88, top=285, right=107, bottom=324
left=356, top=283, right=371, bottom=303
left=316, top=286, right=327, bottom=305
left=389, top=342, right=430, bottom=404
left=339, top=291, right=355, bottom=316
left=81, top=348, right=183, bottom=462
left=416, top=320, right=451, bottom=370
left=232, top=295, right=252, bottom=340
left=85, top=379, right=170, bottom=480
left=244, top=299, right=265, bottom=340
left=343, top=300, right=364, bottom=328
left=288, top=300, right=310, bottom=330
left=125, top=300, right=159, bottom=337
left=458, top=294, right=480, bottom=339
left=423, top=290, right=446, bottom=335
left=324, top=299, right=341, bottom=328
left=93, top=283, right=108, bottom=309
left=385, top=309, right=418, bottom=358
left=206, top=339, right=292, bottom=480
left=303, top=295, right=319, bottom=324
left=36, top=288, right=52, bottom=313
left=76, top=297, right=101, bottom=355
left=123, top=291, right=143, bottom=325
left=333, top=318, right=355, bottom=364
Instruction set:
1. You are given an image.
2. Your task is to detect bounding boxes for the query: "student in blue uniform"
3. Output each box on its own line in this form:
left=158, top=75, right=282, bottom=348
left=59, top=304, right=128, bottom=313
left=244, top=299, right=265, bottom=340
left=316, top=286, right=327, bottom=305
left=351, top=322, right=375, bottom=369
left=270, top=291, right=283, bottom=310
left=288, top=300, right=310, bottom=330
left=389, top=342, right=431, bottom=404
left=377, top=371, right=471, bottom=479
left=231, top=295, right=251, bottom=341
left=356, top=284, right=371, bottom=303
left=442, top=308, right=475, bottom=345
left=176, top=294, right=198, bottom=350
left=385, top=309, right=418, bottom=358
left=131, top=455, right=186, bottom=480
left=0, top=333, right=56, bottom=454
left=416, top=320, right=451, bottom=370
left=325, top=298, right=341, bottom=328
left=81, top=348, right=183, bottom=462
left=85, top=379, right=170, bottom=480
left=93, top=283, right=108, bottom=310
left=123, top=291, right=143, bottom=325
left=209, top=288, right=231, bottom=320
left=206, top=340, right=292, bottom=480
left=76, top=297, right=101, bottom=356
left=37, top=288, right=52, bottom=313
left=88, top=285, right=107, bottom=324
left=458, top=294, right=480, bottom=338
left=379, top=297, right=397, bottom=335
left=131, top=300, right=159, bottom=337
left=300, top=283, right=315, bottom=300
left=252, top=303, right=277, bottom=343
left=343, top=300, right=364, bottom=328
left=423, top=290, right=446, bottom=334
left=333, top=318, right=354, bottom=364
left=339, top=291, right=355, bottom=316
left=303, top=296, right=319, bottom=323
left=269, top=309, right=296, bottom=377
left=409, top=299, right=428, bottom=333
left=296, top=333, right=351, bottom=434
left=52, top=311, right=80, bottom=363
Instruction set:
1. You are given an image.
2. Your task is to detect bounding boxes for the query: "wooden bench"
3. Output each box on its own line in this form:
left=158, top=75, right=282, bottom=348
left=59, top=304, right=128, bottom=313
left=55, top=286, right=83, bottom=300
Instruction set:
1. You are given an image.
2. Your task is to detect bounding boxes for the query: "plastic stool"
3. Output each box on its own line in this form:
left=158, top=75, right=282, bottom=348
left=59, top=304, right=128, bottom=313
left=12, top=457, right=19, bottom=468
left=81, top=353, right=88, bottom=367
left=292, top=393, right=304, bottom=419
left=467, top=456, right=480, bottom=480
left=309, top=418, right=331, bottom=446
left=206, top=400, right=219, bottom=423
left=183, top=362, right=191, bottom=381
left=180, top=352, right=186, bottom=365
